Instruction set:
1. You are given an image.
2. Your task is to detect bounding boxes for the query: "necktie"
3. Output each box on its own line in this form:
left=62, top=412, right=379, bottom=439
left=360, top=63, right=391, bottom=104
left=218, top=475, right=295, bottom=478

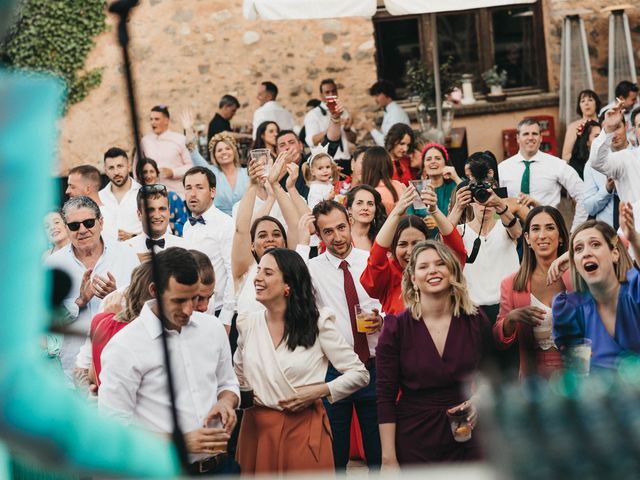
left=146, top=237, right=166, bottom=249
left=338, top=260, right=370, bottom=363
left=188, top=215, right=205, bottom=226
left=520, top=160, right=533, bottom=195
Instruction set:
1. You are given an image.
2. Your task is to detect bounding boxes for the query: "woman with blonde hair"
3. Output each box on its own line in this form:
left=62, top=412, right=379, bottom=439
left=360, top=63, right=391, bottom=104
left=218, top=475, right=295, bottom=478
left=376, top=240, right=489, bottom=468
left=553, top=210, right=640, bottom=370
left=208, top=132, right=249, bottom=215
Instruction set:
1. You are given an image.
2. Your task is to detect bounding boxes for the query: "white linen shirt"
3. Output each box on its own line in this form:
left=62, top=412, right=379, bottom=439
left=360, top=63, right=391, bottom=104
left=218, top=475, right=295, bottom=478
left=182, top=204, right=235, bottom=325
left=297, top=245, right=382, bottom=357
left=44, top=238, right=138, bottom=374
left=304, top=103, right=351, bottom=160
left=498, top=150, right=588, bottom=230
left=588, top=129, right=640, bottom=204
left=98, top=179, right=142, bottom=236
left=98, top=301, right=239, bottom=461
left=370, top=101, right=411, bottom=146
left=252, top=100, right=295, bottom=139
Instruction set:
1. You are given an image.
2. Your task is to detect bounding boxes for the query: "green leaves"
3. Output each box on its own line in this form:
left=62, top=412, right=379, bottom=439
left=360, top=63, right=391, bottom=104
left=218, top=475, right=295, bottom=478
left=0, top=0, right=107, bottom=111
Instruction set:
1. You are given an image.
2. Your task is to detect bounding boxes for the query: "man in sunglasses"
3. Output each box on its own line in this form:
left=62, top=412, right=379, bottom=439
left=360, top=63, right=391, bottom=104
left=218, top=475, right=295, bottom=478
left=126, top=184, right=189, bottom=261
left=45, top=196, right=138, bottom=378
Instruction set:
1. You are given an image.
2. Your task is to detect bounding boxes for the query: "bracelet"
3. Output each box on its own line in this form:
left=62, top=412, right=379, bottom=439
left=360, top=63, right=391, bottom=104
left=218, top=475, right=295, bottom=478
left=502, top=216, right=518, bottom=228
left=496, top=204, right=509, bottom=215
left=330, top=117, right=341, bottom=124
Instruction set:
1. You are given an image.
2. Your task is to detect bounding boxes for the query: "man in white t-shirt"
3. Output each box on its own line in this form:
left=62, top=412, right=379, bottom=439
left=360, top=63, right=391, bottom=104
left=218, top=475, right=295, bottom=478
left=252, top=81, right=295, bottom=138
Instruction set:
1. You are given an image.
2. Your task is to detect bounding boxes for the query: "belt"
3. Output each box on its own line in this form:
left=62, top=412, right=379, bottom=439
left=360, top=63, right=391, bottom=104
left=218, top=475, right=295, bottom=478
left=365, top=357, right=376, bottom=370
left=187, top=454, right=227, bottom=475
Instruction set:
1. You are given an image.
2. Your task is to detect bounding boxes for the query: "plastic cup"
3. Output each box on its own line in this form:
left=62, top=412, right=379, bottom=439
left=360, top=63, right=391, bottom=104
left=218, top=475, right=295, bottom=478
left=249, top=149, right=270, bottom=178
left=206, top=417, right=228, bottom=453
left=354, top=305, right=370, bottom=333
left=562, top=338, right=592, bottom=376
left=410, top=179, right=431, bottom=210
left=447, top=410, right=472, bottom=442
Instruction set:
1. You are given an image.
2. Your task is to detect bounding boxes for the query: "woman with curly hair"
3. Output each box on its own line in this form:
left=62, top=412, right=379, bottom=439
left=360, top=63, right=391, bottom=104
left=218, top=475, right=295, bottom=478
left=234, top=248, right=369, bottom=473
left=346, top=185, right=387, bottom=251
left=376, top=240, right=489, bottom=467
left=208, top=132, right=250, bottom=215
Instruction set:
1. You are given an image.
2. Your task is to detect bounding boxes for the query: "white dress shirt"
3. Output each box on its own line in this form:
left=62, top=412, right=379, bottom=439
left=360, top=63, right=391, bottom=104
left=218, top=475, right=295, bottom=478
left=304, top=104, right=351, bottom=160
left=125, top=231, right=190, bottom=260
left=588, top=129, right=640, bottom=204
left=98, top=301, right=239, bottom=461
left=296, top=245, right=382, bottom=356
left=252, top=100, right=295, bottom=139
left=234, top=307, right=369, bottom=408
left=498, top=150, right=588, bottom=230
left=99, top=203, right=118, bottom=241
left=182, top=204, right=235, bottom=325
left=98, top=179, right=142, bottom=236
left=370, top=101, right=411, bottom=147
left=44, top=238, right=138, bottom=375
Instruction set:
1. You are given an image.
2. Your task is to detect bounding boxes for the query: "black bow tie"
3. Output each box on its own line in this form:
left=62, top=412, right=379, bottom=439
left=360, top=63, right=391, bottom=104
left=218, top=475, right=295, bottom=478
left=146, top=237, right=165, bottom=249
left=188, top=215, right=206, bottom=226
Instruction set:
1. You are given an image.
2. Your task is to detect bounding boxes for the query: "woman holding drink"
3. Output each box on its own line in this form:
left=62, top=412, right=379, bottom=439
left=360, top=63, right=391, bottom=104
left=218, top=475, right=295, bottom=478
left=376, top=240, right=489, bottom=467
left=553, top=207, right=640, bottom=371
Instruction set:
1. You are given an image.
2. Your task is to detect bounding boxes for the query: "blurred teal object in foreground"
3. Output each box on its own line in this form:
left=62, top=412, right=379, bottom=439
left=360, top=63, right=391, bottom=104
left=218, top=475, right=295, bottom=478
left=0, top=69, right=181, bottom=477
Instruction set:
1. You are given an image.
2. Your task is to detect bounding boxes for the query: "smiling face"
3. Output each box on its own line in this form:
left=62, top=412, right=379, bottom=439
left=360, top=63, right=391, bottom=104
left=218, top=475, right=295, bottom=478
left=104, top=155, right=130, bottom=188
left=395, top=227, right=427, bottom=270
left=261, top=123, right=279, bottom=148
left=45, top=212, right=68, bottom=246
left=579, top=94, right=597, bottom=118
left=213, top=140, right=235, bottom=167
left=572, top=227, right=619, bottom=288
left=252, top=219, right=286, bottom=259
left=138, top=195, right=169, bottom=239
left=276, top=132, right=303, bottom=163
left=65, top=207, right=103, bottom=251
left=423, top=147, right=446, bottom=177
left=316, top=208, right=352, bottom=259
left=390, top=134, right=411, bottom=160
left=525, top=212, right=560, bottom=261
left=311, top=156, right=333, bottom=183
left=184, top=172, right=215, bottom=216
left=142, top=163, right=159, bottom=185
left=254, top=253, right=287, bottom=305
left=412, top=248, right=452, bottom=296
left=349, top=189, right=376, bottom=226
left=517, top=123, right=542, bottom=159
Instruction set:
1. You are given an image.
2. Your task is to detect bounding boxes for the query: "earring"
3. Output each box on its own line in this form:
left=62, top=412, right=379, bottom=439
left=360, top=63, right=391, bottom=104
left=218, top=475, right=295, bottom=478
left=284, top=286, right=290, bottom=297
left=413, top=285, right=420, bottom=303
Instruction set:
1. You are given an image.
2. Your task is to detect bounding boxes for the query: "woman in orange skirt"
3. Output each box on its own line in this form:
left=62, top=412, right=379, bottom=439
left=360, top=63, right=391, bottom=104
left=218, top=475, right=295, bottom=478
left=234, top=248, right=369, bottom=474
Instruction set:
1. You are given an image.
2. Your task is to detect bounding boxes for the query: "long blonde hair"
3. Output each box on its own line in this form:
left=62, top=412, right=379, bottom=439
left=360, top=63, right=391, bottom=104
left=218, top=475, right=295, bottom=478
left=569, top=220, right=633, bottom=293
left=401, top=240, right=477, bottom=319
left=117, top=261, right=154, bottom=322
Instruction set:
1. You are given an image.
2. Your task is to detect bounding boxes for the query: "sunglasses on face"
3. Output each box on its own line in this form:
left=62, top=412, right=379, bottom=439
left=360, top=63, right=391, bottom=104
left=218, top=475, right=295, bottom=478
left=140, top=184, right=167, bottom=194
left=67, top=218, right=97, bottom=231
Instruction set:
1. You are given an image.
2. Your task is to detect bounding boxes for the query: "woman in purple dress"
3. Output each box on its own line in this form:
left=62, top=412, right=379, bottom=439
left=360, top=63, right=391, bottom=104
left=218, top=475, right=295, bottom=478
left=553, top=207, right=640, bottom=370
left=376, top=239, right=489, bottom=469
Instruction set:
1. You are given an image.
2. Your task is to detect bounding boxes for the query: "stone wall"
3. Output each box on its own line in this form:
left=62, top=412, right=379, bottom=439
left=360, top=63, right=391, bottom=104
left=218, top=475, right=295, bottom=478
left=57, top=0, right=377, bottom=172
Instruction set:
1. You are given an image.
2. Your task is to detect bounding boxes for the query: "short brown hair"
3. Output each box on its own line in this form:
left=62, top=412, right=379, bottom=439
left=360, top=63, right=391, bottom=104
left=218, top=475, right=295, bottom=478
left=68, top=165, right=101, bottom=190
left=189, top=249, right=215, bottom=286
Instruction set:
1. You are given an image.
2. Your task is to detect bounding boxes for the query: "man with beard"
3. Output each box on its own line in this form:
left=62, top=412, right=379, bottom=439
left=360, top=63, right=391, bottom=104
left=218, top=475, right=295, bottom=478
left=99, top=147, right=142, bottom=241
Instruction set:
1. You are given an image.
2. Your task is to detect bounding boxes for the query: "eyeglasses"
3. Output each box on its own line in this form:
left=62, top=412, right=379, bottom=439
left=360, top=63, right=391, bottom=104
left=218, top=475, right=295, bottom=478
left=140, top=184, right=167, bottom=194
left=67, top=218, right=97, bottom=231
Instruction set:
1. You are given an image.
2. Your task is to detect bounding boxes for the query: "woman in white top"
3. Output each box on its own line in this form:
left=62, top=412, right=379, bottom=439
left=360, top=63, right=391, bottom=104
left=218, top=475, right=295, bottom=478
left=234, top=248, right=369, bottom=474
left=455, top=156, right=521, bottom=322
left=231, top=154, right=302, bottom=314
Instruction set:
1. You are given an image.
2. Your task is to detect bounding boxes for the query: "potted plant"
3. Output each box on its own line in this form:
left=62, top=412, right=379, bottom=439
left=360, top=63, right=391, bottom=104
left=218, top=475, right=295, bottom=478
left=481, top=66, right=508, bottom=96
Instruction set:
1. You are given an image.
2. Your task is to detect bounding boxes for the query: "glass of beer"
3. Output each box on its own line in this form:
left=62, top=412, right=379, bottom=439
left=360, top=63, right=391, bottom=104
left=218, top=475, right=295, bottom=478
left=562, top=338, right=592, bottom=376
left=354, top=305, right=370, bottom=333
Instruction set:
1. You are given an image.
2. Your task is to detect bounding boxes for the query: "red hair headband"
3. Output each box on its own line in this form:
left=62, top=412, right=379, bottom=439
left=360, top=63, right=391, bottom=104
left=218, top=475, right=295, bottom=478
left=421, top=143, right=449, bottom=162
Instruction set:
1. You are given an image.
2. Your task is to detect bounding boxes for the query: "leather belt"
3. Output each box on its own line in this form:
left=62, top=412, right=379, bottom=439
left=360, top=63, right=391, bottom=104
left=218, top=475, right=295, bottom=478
left=187, top=454, right=227, bottom=475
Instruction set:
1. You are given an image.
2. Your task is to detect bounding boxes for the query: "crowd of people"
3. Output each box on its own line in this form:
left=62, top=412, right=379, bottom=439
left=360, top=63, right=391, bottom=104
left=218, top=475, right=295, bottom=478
left=43, top=76, right=640, bottom=475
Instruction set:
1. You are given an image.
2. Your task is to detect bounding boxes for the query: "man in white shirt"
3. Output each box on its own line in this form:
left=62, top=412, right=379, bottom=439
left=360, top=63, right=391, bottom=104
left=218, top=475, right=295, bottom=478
left=367, top=80, right=410, bottom=146
left=45, top=196, right=138, bottom=377
left=252, top=81, right=295, bottom=139
left=99, top=147, right=142, bottom=241
left=99, top=247, right=240, bottom=475
left=498, top=118, right=588, bottom=231
left=599, top=80, right=638, bottom=144
left=66, top=164, right=118, bottom=240
left=126, top=185, right=188, bottom=261
left=589, top=102, right=640, bottom=204
left=296, top=201, right=382, bottom=472
left=304, top=78, right=356, bottom=162
left=139, top=105, right=193, bottom=197
left=182, top=166, right=235, bottom=328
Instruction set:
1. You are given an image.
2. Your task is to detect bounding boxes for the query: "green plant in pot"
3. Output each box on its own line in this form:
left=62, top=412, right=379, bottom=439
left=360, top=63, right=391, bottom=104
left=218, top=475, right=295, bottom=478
left=481, top=65, right=508, bottom=96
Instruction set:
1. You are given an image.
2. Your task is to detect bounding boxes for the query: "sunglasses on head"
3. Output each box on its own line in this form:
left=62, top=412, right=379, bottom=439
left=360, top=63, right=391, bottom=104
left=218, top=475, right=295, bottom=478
left=140, top=184, right=167, bottom=194
left=67, top=218, right=97, bottom=231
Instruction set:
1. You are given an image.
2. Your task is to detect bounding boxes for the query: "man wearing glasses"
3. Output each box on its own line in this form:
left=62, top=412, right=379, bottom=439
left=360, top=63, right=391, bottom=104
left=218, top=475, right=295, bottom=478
left=45, top=196, right=138, bottom=378
left=126, top=184, right=189, bottom=262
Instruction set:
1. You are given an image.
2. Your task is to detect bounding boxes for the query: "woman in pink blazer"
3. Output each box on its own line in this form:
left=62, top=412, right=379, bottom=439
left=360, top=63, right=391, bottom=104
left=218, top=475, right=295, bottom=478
left=494, top=206, right=571, bottom=379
